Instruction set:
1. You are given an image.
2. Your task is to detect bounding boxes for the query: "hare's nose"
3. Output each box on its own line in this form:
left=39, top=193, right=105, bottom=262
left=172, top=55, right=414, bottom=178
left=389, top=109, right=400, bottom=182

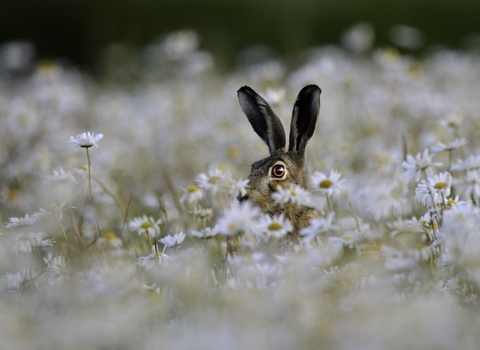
left=238, top=194, right=249, bottom=202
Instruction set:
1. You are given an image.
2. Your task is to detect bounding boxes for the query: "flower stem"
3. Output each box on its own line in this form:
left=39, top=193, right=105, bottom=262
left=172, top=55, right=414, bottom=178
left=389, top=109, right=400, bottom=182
left=85, top=147, right=102, bottom=237
left=55, top=212, right=73, bottom=259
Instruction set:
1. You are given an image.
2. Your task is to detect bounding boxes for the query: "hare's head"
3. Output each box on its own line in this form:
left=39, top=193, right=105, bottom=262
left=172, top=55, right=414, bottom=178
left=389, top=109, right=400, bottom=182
left=237, top=85, right=321, bottom=235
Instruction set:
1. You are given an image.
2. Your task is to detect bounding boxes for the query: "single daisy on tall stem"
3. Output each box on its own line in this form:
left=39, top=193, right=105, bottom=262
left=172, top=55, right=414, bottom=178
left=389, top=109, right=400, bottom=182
left=310, top=170, right=346, bottom=211
left=69, top=131, right=104, bottom=238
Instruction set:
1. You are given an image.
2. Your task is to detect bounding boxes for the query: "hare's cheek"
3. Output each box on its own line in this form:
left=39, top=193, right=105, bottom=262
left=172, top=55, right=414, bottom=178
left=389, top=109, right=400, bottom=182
left=272, top=181, right=291, bottom=191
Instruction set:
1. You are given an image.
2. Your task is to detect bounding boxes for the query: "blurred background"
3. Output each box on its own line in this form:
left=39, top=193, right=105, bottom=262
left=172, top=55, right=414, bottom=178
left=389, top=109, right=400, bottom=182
left=1, top=0, right=479, bottom=73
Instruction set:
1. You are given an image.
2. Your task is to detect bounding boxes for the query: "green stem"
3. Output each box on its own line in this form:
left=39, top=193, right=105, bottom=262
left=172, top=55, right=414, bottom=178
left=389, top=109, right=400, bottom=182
left=326, top=195, right=332, bottom=212
left=55, top=213, right=72, bottom=259
left=86, top=147, right=102, bottom=237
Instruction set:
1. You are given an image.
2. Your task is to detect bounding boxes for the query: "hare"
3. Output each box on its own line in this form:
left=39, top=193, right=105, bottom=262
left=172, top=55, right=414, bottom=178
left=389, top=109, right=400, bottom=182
left=237, top=84, right=321, bottom=237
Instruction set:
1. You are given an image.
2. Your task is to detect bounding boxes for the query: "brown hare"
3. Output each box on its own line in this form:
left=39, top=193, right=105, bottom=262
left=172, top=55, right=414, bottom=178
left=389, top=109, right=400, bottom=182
left=237, top=84, right=321, bottom=237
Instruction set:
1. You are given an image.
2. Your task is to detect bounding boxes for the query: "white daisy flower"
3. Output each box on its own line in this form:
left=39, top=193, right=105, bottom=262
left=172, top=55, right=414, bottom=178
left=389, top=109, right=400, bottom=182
left=310, top=170, right=346, bottom=197
left=440, top=113, right=462, bottom=130
left=180, top=184, right=204, bottom=204
left=336, top=216, right=376, bottom=246
left=44, top=255, right=66, bottom=271
left=192, top=207, right=214, bottom=219
left=431, top=138, right=467, bottom=153
left=190, top=226, right=219, bottom=239
left=271, top=184, right=312, bottom=207
left=264, top=87, right=285, bottom=106
left=160, top=231, right=186, bottom=248
left=5, top=211, right=47, bottom=229
left=300, top=212, right=335, bottom=244
left=44, top=168, right=76, bottom=184
left=217, top=201, right=262, bottom=236
left=415, top=172, right=452, bottom=207
left=354, top=184, right=404, bottom=221
left=138, top=247, right=170, bottom=270
left=4, top=269, right=38, bottom=290
left=454, top=171, right=480, bottom=200
left=96, top=231, right=123, bottom=249
left=411, top=242, right=432, bottom=262
left=12, top=232, right=54, bottom=253
left=382, top=246, right=417, bottom=272
left=402, top=149, right=442, bottom=184
left=229, top=178, right=249, bottom=198
left=68, top=131, right=103, bottom=150
left=128, top=215, right=161, bottom=238
left=196, top=168, right=230, bottom=195
left=259, top=213, right=292, bottom=239
left=388, top=218, right=424, bottom=237
left=451, top=155, right=480, bottom=172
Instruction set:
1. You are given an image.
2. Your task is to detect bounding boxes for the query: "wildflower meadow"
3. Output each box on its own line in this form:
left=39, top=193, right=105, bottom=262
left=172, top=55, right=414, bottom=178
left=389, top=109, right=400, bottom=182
left=2, top=28, right=480, bottom=349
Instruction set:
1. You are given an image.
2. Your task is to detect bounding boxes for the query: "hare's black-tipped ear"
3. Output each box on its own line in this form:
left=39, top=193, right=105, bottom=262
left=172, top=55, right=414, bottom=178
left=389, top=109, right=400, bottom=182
left=238, top=86, right=286, bottom=155
left=288, top=84, right=321, bottom=156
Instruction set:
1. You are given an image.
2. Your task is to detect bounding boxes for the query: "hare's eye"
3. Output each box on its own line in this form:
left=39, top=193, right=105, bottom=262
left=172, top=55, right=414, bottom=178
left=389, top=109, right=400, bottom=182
left=271, top=164, right=286, bottom=179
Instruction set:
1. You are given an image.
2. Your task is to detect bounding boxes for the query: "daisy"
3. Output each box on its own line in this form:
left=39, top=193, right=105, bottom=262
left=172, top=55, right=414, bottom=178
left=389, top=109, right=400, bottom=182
left=180, top=184, right=204, bottom=204
left=259, top=213, right=292, bottom=239
left=190, top=226, right=219, bottom=239
left=411, top=242, right=432, bottom=262
left=388, top=218, right=424, bottom=237
left=159, top=232, right=186, bottom=249
left=440, top=113, right=462, bottom=130
left=228, top=178, right=249, bottom=198
left=382, top=246, right=417, bottom=272
left=196, top=168, right=230, bottom=195
left=264, top=87, right=285, bottom=106
left=44, top=255, right=66, bottom=271
left=5, top=212, right=46, bottom=229
left=431, top=138, right=467, bottom=153
left=454, top=171, right=480, bottom=200
left=451, top=155, right=480, bottom=172
left=300, top=212, right=335, bottom=244
left=138, top=246, right=171, bottom=270
left=271, top=184, right=312, bottom=207
left=4, top=270, right=39, bottom=290
left=217, top=201, right=262, bottom=236
left=354, top=184, right=403, bottom=221
left=415, top=172, right=452, bottom=207
left=128, top=215, right=161, bottom=238
left=96, top=231, right=123, bottom=249
left=402, top=149, right=442, bottom=184
left=68, top=131, right=103, bottom=150
left=310, top=170, right=346, bottom=197
left=192, top=207, right=214, bottom=219
left=44, top=168, right=76, bottom=184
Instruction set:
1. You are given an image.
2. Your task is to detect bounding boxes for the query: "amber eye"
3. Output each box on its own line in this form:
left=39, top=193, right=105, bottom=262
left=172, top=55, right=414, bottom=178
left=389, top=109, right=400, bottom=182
left=271, top=164, right=286, bottom=178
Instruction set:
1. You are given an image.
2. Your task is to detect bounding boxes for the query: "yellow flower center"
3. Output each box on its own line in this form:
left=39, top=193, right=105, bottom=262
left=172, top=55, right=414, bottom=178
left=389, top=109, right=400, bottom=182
left=268, top=222, right=283, bottom=231
left=228, top=223, right=238, bottom=231
left=414, top=242, right=427, bottom=250
left=187, top=185, right=199, bottom=193
left=290, top=190, right=297, bottom=196
left=208, top=176, right=221, bottom=184
left=104, top=231, right=118, bottom=240
left=8, top=189, right=19, bottom=201
left=319, top=179, right=333, bottom=188
left=433, top=182, right=448, bottom=189
left=141, top=222, right=153, bottom=229
left=227, top=146, right=241, bottom=159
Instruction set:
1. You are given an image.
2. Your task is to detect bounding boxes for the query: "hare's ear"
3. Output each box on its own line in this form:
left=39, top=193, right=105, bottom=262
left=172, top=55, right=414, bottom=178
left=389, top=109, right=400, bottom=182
left=238, top=86, right=286, bottom=155
left=288, top=85, right=321, bottom=156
